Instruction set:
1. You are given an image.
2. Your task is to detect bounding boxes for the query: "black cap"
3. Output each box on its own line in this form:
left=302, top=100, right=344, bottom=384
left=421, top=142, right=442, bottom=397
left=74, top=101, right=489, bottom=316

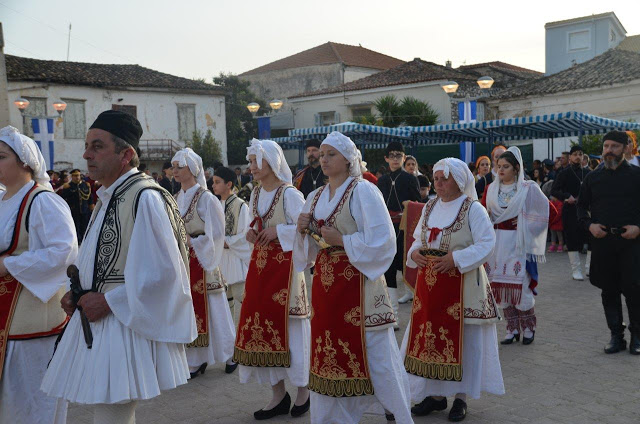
left=569, top=145, right=583, bottom=154
left=305, top=139, right=321, bottom=149
left=386, top=141, right=405, bottom=156
left=603, top=130, right=630, bottom=145
left=214, top=166, right=236, bottom=184
left=89, top=110, right=143, bottom=148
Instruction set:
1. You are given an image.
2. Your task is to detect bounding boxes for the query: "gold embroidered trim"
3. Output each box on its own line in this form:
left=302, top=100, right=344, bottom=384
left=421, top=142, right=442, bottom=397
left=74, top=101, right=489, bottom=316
left=186, top=333, right=209, bottom=348
left=232, top=347, right=291, bottom=367
left=404, top=356, right=463, bottom=381
left=308, top=372, right=374, bottom=397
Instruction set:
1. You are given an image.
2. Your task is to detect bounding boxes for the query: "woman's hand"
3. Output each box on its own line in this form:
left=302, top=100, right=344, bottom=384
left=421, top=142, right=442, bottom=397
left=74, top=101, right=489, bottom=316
left=321, top=226, right=344, bottom=247
left=411, top=249, right=429, bottom=268
left=0, top=255, right=9, bottom=278
left=256, top=227, right=278, bottom=246
left=246, top=229, right=258, bottom=244
left=297, top=213, right=311, bottom=234
left=433, top=252, right=455, bottom=273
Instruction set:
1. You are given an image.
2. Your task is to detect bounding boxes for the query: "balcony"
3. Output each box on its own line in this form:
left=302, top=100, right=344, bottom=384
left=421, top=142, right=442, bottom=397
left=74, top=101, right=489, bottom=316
left=138, top=139, right=184, bottom=161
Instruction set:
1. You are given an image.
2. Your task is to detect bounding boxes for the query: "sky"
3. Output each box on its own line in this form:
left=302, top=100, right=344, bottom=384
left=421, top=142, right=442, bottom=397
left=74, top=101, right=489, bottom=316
left=2, top=0, right=640, bottom=82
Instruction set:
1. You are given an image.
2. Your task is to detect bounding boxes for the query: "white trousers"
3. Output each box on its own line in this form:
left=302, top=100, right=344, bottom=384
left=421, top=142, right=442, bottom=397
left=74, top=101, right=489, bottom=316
left=227, top=282, right=245, bottom=325
left=93, top=401, right=137, bottom=424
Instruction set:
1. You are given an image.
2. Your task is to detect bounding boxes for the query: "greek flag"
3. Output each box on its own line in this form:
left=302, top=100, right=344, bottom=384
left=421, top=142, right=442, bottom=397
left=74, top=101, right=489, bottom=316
left=459, top=141, right=475, bottom=163
left=31, top=118, right=55, bottom=170
left=458, top=100, right=477, bottom=124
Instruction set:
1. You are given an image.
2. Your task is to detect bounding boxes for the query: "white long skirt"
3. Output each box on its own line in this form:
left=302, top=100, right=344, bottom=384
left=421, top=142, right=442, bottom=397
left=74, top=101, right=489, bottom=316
left=41, top=311, right=190, bottom=404
left=239, top=318, right=310, bottom=388
left=186, top=291, right=236, bottom=370
left=0, top=337, right=67, bottom=424
left=400, top=323, right=505, bottom=400
left=310, top=328, right=414, bottom=424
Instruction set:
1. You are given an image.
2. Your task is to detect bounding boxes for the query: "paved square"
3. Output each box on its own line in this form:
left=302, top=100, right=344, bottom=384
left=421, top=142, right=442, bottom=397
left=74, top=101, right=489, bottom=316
left=68, top=252, right=639, bottom=423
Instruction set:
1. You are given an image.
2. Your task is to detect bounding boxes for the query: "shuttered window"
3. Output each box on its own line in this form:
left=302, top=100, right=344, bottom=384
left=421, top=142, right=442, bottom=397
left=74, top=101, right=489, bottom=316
left=22, top=97, right=47, bottom=137
left=62, top=99, right=86, bottom=139
left=177, top=104, right=196, bottom=141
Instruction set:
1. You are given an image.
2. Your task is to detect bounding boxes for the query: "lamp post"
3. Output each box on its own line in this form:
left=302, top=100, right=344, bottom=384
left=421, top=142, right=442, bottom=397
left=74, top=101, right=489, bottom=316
left=53, top=100, right=67, bottom=116
left=269, top=99, right=283, bottom=112
left=247, top=102, right=260, bottom=116
left=14, top=98, right=30, bottom=115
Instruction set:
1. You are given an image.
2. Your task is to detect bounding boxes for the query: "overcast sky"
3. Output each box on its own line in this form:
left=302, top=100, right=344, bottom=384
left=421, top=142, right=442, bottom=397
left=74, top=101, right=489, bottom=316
left=2, top=0, right=640, bottom=82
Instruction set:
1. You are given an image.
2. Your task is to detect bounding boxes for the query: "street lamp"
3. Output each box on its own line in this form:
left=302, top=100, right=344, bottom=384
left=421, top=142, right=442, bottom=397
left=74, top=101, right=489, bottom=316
left=53, top=100, right=67, bottom=115
left=441, top=81, right=459, bottom=95
left=477, top=76, right=494, bottom=89
left=269, top=99, right=283, bottom=111
left=247, top=102, right=260, bottom=115
left=14, top=98, right=30, bottom=114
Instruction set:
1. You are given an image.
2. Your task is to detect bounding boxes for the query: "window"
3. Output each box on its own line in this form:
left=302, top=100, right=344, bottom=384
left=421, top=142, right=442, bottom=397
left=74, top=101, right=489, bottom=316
left=112, top=104, right=137, bottom=117
left=22, top=97, right=47, bottom=137
left=62, top=99, right=86, bottom=139
left=351, top=107, right=372, bottom=120
left=177, top=104, right=196, bottom=142
left=567, top=29, right=590, bottom=52
left=315, top=111, right=340, bottom=126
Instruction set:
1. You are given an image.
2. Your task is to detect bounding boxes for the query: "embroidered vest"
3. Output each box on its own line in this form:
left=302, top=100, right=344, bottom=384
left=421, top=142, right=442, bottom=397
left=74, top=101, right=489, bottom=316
left=309, top=179, right=396, bottom=331
left=87, top=172, right=189, bottom=293
left=5, top=185, right=68, bottom=338
left=251, top=185, right=309, bottom=317
left=225, top=194, right=244, bottom=237
left=181, top=187, right=225, bottom=293
left=420, top=197, right=500, bottom=325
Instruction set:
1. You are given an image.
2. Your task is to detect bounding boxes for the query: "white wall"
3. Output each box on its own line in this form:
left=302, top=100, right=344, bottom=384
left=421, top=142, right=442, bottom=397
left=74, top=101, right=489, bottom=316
left=343, top=66, right=381, bottom=84
left=7, top=82, right=227, bottom=171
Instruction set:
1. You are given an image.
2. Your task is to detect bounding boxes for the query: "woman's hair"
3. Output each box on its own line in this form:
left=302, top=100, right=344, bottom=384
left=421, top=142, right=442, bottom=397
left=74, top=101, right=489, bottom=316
left=497, top=151, right=520, bottom=174
left=475, top=155, right=490, bottom=169
left=404, top=155, right=417, bottom=165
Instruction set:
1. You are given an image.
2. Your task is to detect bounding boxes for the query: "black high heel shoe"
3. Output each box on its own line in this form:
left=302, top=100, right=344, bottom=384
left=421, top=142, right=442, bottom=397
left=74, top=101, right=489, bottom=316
left=189, top=362, right=207, bottom=379
left=290, top=395, right=310, bottom=417
left=225, top=362, right=238, bottom=374
left=522, top=331, right=535, bottom=345
left=254, top=392, right=291, bottom=420
left=500, top=333, right=520, bottom=345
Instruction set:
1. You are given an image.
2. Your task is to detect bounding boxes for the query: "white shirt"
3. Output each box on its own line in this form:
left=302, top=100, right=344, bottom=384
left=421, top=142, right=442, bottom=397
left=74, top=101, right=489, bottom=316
left=293, top=177, right=396, bottom=282
left=224, top=197, right=251, bottom=264
left=1, top=181, right=78, bottom=302
left=249, top=185, right=304, bottom=252
left=175, top=184, right=225, bottom=272
left=80, top=169, right=197, bottom=343
left=406, top=194, right=495, bottom=274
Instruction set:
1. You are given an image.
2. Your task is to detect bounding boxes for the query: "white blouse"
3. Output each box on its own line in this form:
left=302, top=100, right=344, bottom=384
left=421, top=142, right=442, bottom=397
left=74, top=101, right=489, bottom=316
left=224, top=199, right=251, bottom=263
left=1, top=181, right=78, bottom=302
left=293, top=177, right=396, bottom=282
left=249, top=186, right=305, bottom=252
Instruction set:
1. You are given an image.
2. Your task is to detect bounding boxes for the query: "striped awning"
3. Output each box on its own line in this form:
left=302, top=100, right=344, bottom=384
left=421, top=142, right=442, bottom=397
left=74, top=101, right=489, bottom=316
left=289, top=122, right=412, bottom=142
left=410, top=111, right=640, bottom=145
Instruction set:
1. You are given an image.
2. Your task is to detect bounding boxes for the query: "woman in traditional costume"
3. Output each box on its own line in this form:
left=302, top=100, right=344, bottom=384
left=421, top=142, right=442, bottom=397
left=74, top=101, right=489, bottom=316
left=172, top=148, right=237, bottom=376
left=401, top=157, right=504, bottom=422
left=483, top=146, right=551, bottom=346
left=294, top=131, right=413, bottom=424
left=233, top=139, right=310, bottom=420
left=0, top=126, right=78, bottom=424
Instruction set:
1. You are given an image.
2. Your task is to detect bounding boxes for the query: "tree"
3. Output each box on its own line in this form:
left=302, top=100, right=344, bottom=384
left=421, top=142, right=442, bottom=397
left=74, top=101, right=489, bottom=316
left=188, top=129, right=222, bottom=168
left=400, top=96, right=439, bottom=127
left=212, top=73, right=266, bottom=165
left=374, top=95, right=403, bottom=128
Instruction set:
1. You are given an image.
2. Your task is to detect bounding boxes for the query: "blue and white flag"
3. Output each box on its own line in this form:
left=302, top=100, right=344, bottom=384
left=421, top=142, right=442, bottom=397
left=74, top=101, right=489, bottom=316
left=459, top=141, right=475, bottom=163
left=458, top=100, right=477, bottom=124
left=31, top=118, right=55, bottom=170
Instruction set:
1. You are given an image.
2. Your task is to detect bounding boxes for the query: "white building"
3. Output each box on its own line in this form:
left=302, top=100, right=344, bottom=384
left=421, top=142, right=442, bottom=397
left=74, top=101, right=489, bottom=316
left=5, top=54, right=227, bottom=172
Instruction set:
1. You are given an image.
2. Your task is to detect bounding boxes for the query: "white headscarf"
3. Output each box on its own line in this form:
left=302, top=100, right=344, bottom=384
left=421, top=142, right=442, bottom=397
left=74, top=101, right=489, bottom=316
left=0, top=126, right=52, bottom=189
left=486, top=146, right=549, bottom=262
left=321, top=131, right=365, bottom=177
left=172, top=148, right=207, bottom=190
left=432, top=157, right=477, bottom=200
left=246, top=138, right=292, bottom=184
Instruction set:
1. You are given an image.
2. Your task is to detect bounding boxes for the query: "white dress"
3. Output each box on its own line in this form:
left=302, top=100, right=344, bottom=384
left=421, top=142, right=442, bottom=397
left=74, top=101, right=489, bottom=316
left=293, top=177, right=413, bottom=424
left=41, top=169, right=196, bottom=404
left=0, top=181, right=78, bottom=424
left=401, top=195, right=505, bottom=400
left=176, top=185, right=236, bottom=369
left=220, top=198, right=251, bottom=285
left=238, top=186, right=311, bottom=388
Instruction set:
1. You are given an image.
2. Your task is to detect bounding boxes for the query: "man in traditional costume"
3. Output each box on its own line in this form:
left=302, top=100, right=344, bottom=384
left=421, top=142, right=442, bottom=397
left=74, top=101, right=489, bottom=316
left=293, top=139, right=326, bottom=199
left=212, top=166, right=251, bottom=327
left=484, top=147, right=552, bottom=346
left=294, top=131, right=413, bottom=424
left=377, top=141, right=421, bottom=327
left=0, top=126, right=78, bottom=424
left=551, top=145, right=591, bottom=280
left=41, top=110, right=196, bottom=423
left=401, top=157, right=504, bottom=422
left=234, top=139, right=311, bottom=420
left=172, top=148, right=237, bottom=377
left=59, top=168, right=94, bottom=243
left=577, top=130, right=640, bottom=355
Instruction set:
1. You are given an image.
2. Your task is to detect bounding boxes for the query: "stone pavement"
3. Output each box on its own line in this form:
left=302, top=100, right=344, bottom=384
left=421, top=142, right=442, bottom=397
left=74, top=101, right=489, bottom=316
left=68, top=252, right=640, bottom=423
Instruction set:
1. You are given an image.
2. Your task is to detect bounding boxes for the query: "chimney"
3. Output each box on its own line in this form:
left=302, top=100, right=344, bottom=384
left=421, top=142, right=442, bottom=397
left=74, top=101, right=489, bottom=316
left=445, top=60, right=452, bottom=68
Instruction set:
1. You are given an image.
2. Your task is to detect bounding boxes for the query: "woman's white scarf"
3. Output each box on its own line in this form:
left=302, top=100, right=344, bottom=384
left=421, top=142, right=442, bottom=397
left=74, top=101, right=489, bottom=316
left=486, top=146, right=549, bottom=263
left=0, top=126, right=52, bottom=189
left=246, top=138, right=292, bottom=184
left=172, top=148, right=207, bottom=190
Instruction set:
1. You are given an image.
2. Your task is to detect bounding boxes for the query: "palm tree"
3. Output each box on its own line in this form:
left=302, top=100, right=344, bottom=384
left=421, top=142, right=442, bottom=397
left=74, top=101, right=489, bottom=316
left=400, top=96, right=439, bottom=127
left=374, top=95, right=403, bottom=128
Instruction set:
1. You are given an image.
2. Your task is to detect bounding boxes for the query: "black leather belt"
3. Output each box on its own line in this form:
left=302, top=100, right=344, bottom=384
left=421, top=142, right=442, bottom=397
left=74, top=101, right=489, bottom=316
left=606, top=227, right=627, bottom=235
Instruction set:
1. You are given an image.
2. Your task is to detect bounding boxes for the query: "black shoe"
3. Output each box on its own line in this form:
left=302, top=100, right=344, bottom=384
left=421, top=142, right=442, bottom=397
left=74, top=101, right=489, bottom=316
left=448, top=399, right=467, bottom=422
left=604, top=335, right=627, bottom=354
left=522, top=332, right=535, bottom=345
left=225, top=362, right=238, bottom=374
left=385, top=413, right=395, bottom=421
left=411, top=396, right=447, bottom=416
left=500, top=333, right=520, bottom=345
left=290, top=395, right=310, bottom=417
left=629, top=333, right=640, bottom=355
left=189, top=362, right=207, bottom=379
left=254, top=392, right=291, bottom=420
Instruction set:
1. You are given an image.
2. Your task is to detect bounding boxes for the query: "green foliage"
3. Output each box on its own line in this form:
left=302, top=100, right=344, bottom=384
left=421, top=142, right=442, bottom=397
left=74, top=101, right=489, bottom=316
left=187, top=129, right=222, bottom=168
left=212, top=73, right=266, bottom=164
left=400, top=96, right=439, bottom=127
left=374, top=95, right=403, bottom=128
left=354, top=114, right=382, bottom=125
left=572, top=134, right=603, bottom=157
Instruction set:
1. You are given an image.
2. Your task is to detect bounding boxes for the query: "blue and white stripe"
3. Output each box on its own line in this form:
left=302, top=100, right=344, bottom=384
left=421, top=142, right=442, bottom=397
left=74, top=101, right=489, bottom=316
left=31, top=118, right=55, bottom=169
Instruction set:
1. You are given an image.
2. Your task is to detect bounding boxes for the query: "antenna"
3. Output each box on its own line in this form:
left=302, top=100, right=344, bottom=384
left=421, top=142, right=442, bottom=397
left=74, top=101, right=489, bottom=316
left=66, top=23, right=71, bottom=61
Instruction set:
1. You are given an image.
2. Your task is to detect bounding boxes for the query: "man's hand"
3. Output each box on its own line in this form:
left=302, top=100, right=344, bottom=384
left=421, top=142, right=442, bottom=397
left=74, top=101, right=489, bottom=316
left=297, top=213, right=311, bottom=234
left=224, top=242, right=229, bottom=249
left=565, top=195, right=576, bottom=204
left=0, top=255, right=9, bottom=278
left=77, top=292, right=111, bottom=322
left=410, top=250, right=429, bottom=268
left=589, top=223, right=607, bottom=239
left=320, top=226, right=344, bottom=247
left=60, top=290, right=76, bottom=316
left=622, top=225, right=640, bottom=240
left=256, top=227, right=278, bottom=246
left=433, top=252, right=455, bottom=273
left=246, top=229, right=258, bottom=244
